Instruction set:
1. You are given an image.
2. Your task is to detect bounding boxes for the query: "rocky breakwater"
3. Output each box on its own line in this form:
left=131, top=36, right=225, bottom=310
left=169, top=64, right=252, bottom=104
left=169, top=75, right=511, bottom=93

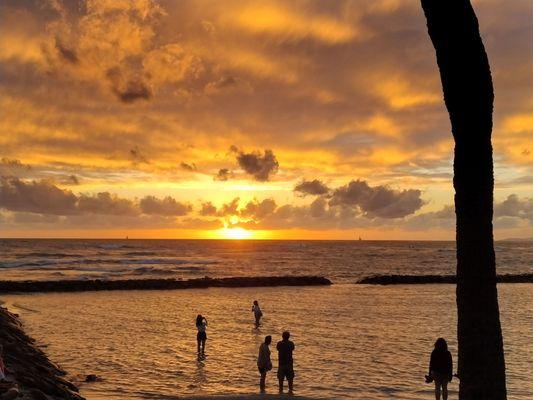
left=0, top=275, right=332, bottom=294
left=0, top=306, right=83, bottom=400
left=357, top=273, right=533, bottom=285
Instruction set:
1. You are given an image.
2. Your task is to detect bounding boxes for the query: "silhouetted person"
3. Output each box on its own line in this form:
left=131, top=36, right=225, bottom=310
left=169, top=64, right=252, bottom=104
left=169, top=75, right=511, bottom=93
left=427, top=338, right=453, bottom=400
left=252, top=300, right=263, bottom=327
left=195, top=314, right=208, bottom=356
left=257, top=335, right=272, bottom=393
left=276, top=331, right=295, bottom=394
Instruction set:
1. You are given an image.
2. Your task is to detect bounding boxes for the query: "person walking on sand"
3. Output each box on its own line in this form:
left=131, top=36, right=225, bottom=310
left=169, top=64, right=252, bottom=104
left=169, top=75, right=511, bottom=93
left=257, top=335, right=272, bottom=393
left=252, top=300, right=263, bottom=327
left=276, top=331, right=295, bottom=394
left=195, top=315, right=208, bottom=356
left=426, top=338, right=453, bottom=400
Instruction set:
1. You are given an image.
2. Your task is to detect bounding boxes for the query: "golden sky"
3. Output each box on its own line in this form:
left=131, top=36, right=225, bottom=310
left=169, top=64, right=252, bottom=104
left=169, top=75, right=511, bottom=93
left=1, top=0, right=532, bottom=239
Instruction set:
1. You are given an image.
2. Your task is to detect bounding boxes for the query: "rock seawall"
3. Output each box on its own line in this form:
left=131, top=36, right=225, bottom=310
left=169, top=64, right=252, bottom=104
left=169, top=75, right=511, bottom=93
left=0, top=306, right=83, bottom=399
left=0, top=275, right=332, bottom=294
left=357, top=273, right=533, bottom=285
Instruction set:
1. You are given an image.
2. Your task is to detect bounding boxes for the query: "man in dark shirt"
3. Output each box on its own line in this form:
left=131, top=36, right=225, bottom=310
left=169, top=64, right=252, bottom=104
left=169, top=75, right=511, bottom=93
left=276, top=331, right=295, bottom=394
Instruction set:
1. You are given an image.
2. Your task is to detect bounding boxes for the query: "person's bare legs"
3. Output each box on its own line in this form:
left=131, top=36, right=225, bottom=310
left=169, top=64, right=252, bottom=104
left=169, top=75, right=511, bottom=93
left=288, top=378, right=294, bottom=394
left=278, top=377, right=284, bottom=393
left=442, top=381, right=448, bottom=400
left=201, top=339, right=206, bottom=355
left=197, top=340, right=201, bottom=354
left=434, top=381, right=441, bottom=400
left=259, top=372, right=266, bottom=392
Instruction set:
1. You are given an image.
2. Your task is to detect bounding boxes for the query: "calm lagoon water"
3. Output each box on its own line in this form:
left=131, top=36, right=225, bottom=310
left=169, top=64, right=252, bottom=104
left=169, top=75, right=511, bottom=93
left=3, top=284, right=532, bottom=400
left=1, top=240, right=531, bottom=399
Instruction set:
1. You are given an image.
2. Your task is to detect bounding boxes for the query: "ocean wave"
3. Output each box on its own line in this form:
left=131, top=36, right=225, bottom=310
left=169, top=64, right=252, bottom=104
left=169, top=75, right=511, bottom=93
left=97, top=244, right=137, bottom=250
left=124, top=251, right=158, bottom=256
left=130, top=267, right=177, bottom=275
left=24, top=252, right=83, bottom=258
left=120, top=259, right=218, bottom=266
left=0, top=260, right=52, bottom=269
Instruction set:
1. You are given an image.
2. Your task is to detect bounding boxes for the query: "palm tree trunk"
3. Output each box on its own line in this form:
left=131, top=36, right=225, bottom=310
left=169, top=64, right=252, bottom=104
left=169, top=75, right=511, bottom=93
left=420, top=1, right=507, bottom=399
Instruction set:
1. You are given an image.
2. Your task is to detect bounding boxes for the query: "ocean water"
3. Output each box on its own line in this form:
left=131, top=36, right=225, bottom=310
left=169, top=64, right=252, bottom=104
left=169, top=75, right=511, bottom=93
left=0, top=240, right=532, bottom=399
left=3, top=285, right=532, bottom=400
left=1, top=239, right=532, bottom=282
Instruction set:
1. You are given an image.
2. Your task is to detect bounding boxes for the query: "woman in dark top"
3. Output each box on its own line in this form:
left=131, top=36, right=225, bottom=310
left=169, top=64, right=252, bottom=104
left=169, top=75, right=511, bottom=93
left=195, top=314, right=208, bottom=356
left=428, top=338, right=453, bottom=400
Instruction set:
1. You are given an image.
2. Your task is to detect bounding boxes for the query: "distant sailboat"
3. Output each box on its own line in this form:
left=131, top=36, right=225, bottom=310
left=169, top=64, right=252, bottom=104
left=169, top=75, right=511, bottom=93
left=358, top=236, right=362, bottom=241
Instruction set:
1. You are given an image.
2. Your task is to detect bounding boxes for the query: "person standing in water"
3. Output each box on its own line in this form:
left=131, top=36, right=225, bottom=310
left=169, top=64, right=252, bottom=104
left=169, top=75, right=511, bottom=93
left=252, top=300, right=263, bottom=327
left=257, top=335, right=272, bottom=393
left=426, top=338, right=453, bottom=400
left=195, top=315, right=208, bottom=356
left=276, top=331, right=295, bottom=394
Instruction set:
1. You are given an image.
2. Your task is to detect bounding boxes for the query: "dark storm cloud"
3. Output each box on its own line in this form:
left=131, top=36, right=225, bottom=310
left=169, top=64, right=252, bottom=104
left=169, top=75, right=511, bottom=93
left=12, top=212, right=61, bottom=224
left=113, top=79, right=152, bottom=103
left=214, top=168, right=233, bottom=181
left=77, top=192, right=139, bottom=216
left=403, top=205, right=455, bottom=230
left=180, top=162, right=197, bottom=171
left=218, top=197, right=240, bottom=216
left=139, top=195, right=192, bottom=216
left=495, top=195, right=533, bottom=221
left=329, top=180, right=424, bottom=218
left=0, top=178, right=195, bottom=219
left=59, top=174, right=80, bottom=185
left=240, top=198, right=277, bottom=219
left=233, top=147, right=279, bottom=181
left=106, top=68, right=152, bottom=103
left=129, top=146, right=149, bottom=165
left=294, top=179, right=330, bottom=196
left=0, top=177, right=78, bottom=215
left=199, top=201, right=217, bottom=216
left=1, top=158, right=31, bottom=170
left=55, top=40, right=78, bottom=64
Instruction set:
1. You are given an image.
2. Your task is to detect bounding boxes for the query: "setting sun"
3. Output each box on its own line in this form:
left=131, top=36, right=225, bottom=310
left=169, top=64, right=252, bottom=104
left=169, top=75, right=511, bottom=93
left=219, top=227, right=254, bottom=240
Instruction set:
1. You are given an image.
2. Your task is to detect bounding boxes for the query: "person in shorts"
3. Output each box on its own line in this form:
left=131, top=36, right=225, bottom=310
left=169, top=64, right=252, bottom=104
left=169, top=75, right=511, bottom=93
left=257, top=335, right=272, bottom=392
left=195, top=314, right=208, bottom=356
left=252, top=300, right=263, bottom=327
left=276, top=331, right=295, bottom=394
left=427, top=337, right=453, bottom=400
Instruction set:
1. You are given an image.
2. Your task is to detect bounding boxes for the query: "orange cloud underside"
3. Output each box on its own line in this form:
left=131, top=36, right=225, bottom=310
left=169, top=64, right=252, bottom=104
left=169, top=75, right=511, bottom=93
left=0, top=0, right=531, bottom=239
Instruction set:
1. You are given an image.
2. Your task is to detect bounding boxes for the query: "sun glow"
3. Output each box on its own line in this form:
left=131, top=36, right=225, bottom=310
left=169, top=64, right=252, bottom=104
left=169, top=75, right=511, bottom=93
left=219, top=227, right=254, bottom=240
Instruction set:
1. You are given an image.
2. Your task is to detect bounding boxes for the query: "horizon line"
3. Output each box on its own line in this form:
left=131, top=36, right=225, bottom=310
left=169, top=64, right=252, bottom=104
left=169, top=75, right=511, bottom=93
left=1, top=237, right=530, bottom=242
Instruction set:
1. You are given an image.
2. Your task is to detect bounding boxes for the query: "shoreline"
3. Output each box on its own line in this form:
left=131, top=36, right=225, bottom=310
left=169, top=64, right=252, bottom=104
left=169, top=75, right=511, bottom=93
left=0, top=306, right=83, bottom=399
left=0, top=275, right=332, bottom=294
left=357, top=273, right=533, bottom=285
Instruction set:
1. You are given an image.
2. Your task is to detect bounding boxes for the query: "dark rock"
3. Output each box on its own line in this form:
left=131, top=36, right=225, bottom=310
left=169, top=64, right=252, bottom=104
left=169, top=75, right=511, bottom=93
left=27, top=389, right=48, bottom=400
left=357, top=273, right=533, bottom=285
left=0, top=307, right=84, bottom=399
left=0, top=275, right=332, bottom=294
left=84, top=374, right=99, bottom=383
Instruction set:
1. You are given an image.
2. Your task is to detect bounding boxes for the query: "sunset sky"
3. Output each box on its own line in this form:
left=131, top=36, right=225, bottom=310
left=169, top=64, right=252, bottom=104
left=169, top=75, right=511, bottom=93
left=1, top=0, right=532, bottom=239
